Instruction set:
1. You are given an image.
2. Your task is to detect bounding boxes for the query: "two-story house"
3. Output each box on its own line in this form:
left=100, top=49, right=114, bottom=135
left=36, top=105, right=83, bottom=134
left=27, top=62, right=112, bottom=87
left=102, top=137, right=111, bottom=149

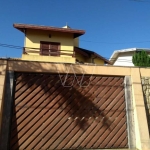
left=14, top=23, right=111, bottom=65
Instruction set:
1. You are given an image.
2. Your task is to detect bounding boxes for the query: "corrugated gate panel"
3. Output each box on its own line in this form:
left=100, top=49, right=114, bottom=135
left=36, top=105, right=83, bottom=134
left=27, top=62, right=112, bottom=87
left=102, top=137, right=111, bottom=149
left=10, top=73, right=128, bottom=149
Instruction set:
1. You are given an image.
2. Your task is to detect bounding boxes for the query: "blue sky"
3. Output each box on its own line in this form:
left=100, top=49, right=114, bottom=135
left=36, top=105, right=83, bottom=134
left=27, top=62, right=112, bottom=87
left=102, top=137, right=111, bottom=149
left=1, top=0, right=150, bottom=59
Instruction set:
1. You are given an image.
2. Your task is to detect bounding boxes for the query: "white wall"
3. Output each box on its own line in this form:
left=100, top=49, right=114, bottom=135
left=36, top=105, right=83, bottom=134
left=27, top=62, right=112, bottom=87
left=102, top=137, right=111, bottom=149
left=113, top=52, right=134, bottom=66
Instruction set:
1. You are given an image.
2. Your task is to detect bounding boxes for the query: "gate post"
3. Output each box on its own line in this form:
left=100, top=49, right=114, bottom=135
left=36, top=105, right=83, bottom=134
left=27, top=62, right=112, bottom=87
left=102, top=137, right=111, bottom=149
left=124, top=76, right=136, bottom=149
left=131, top=68, right=150, bottom=150
left=0, top=71, right=14, bottom=150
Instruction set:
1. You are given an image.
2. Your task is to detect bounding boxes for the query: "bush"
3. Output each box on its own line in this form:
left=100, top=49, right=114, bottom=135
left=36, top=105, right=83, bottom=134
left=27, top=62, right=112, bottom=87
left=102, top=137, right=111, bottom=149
left=132, top=50, right=150, bottom=67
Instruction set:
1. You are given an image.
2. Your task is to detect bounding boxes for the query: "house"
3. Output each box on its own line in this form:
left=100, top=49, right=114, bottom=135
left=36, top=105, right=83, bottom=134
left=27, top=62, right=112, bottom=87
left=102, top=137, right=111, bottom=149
left=109, top=48, right=150, bottom=66
left=14, top=23, right=111, bottom=65
left=0, top=24, right=150, bottom=150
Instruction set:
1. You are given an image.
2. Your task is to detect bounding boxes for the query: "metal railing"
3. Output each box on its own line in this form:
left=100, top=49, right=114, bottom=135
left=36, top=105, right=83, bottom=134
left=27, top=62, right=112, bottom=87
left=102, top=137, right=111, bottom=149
left=23, top=47, right=75, bottom=57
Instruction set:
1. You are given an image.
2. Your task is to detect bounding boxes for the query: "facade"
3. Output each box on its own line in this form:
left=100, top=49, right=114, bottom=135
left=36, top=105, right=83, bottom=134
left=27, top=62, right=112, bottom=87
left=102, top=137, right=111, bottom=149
left=0, top=59, right=150, bottom=150
left=1, top=24, right=150, bottom=149
left=14, top=23, right=110, bottom=65
left=110, top=48, right=150, bottom=66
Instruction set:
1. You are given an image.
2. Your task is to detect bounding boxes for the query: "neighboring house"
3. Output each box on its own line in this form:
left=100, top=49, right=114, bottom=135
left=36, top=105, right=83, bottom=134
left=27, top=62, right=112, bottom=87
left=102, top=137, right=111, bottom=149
left=14, top=23, right=111, bottom=65
left=110, top=48, right=150, bottom=66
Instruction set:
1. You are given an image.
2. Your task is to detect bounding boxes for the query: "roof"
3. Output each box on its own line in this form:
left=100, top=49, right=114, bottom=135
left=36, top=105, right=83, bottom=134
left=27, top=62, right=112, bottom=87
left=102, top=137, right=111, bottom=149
left=13, top=23, right=85, bottom=38
left=110, top=48, right=150, bottom=64
left=75, top=47, right=111, bottom=64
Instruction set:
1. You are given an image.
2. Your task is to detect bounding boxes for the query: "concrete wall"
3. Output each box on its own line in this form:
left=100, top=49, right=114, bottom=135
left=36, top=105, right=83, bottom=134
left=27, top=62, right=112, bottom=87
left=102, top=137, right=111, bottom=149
left=1, top=59, right=150, bottom=150
left=0, top=71, right=14, bottom=150
left=22, top=54, right=75, bottom=63
left=141, top=77, right=150, bottom=135
left=131, top=68, right=150, bottom=150
left=0, top=60, right=7, bottom=132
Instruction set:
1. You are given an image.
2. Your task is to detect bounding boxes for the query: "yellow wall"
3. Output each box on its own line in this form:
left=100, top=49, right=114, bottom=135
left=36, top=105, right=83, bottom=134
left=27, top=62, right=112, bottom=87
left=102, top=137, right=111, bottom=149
left=0, top=60, right=7, bottom=132
left=76, top=53, right=105, bottom=65
left=25, top=29, right=74, bottom=58
left=22, top=54, right=75, bottom=63
left=94, top=58, right=104, bottom=65
left=73, top=38, right=79, bottom=47
left=75, top=52, right=86, bottom=63
left=24, top=29, right=105, bottom=65
left=0, top=60, right=149, bottom=149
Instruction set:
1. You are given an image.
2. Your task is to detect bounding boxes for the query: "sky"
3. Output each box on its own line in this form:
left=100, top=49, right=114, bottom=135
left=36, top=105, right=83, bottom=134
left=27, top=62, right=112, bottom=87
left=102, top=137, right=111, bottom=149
left=1, top=0, right=150, bottom=59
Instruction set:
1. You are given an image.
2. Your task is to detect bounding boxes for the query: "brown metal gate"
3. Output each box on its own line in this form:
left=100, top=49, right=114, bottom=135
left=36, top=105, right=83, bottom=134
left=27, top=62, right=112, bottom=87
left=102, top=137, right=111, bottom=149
left=10, top=72, right=128, bottom=149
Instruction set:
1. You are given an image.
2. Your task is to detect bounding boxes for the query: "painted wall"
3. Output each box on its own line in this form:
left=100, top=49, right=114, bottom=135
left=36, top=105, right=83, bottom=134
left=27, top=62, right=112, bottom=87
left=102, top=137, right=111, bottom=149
left=22, top=54, right=75, bottom=63
left=0, top=60, right=150, bottom=149
left=113, top=52, right=134, bottom=66
left=76, top=53, right=105, bottom=65
left=0, top=60, right=7, bottom=132
left=94, top=58, right=104, bottom=65
left=75, top=52, right=86, bottom=63
left=24, top=29, right=105, bottom=65
left=73, top=38, right=79, bottom=47
left=24, top=29, right=74, bottom=57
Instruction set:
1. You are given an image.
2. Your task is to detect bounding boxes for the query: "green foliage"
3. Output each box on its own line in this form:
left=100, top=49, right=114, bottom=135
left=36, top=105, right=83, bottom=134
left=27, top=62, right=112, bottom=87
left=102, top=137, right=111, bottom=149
left=132, top=50, right=150, bottom=67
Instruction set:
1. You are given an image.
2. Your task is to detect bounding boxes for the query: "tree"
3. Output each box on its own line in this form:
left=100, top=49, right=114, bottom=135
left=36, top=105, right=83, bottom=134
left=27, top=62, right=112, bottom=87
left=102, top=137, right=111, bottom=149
left=132, top=50, right=150, bottom=67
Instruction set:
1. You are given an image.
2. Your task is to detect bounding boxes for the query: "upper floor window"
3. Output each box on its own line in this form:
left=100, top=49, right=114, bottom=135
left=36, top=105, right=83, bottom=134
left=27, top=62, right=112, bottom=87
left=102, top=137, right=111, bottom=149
left=40, top=41, right=60, bottom=56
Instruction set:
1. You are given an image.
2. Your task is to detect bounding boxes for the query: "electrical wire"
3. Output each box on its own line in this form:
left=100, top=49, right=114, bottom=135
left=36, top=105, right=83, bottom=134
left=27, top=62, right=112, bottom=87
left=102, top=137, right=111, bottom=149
left=130, top=0, right=150, bottom=2
left=0, top=42, right=148, bottom=63
left=0, top=43, right=144, bottom=63
left=80, top=40, right=150, bottom=44
left=0, top=43, right=22, bottom=49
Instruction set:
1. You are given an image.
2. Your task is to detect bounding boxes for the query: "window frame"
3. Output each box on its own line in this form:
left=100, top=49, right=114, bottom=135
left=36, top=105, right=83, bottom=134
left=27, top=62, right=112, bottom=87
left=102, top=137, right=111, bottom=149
left=40, top=41, right=60, bottom=56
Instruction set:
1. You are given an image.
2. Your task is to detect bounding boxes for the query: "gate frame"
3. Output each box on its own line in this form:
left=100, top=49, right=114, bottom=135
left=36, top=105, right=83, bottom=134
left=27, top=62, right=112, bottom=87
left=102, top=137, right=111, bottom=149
left=124, top=76, right=136, bottom=149
left=0, top=71, right=15, bottom=150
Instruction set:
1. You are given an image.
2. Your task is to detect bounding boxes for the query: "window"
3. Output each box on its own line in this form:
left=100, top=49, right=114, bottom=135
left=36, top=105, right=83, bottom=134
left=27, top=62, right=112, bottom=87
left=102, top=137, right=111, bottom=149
left=40, top=41, right=60, bottom=56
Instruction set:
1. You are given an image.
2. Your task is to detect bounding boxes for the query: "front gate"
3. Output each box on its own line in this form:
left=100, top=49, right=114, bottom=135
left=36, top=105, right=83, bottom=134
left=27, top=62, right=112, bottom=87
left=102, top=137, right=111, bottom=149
left=10, top=72, right=128, bottom=149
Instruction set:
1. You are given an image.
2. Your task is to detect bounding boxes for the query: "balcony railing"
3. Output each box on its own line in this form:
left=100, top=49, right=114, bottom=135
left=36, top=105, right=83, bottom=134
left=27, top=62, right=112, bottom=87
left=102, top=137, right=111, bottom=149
left=23, top=47, right=75, bottom=57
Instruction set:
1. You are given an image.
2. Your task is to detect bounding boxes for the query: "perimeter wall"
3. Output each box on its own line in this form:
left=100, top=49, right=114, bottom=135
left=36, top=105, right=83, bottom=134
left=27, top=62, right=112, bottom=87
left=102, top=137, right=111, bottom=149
left=0, top=59, right=149, bottom=150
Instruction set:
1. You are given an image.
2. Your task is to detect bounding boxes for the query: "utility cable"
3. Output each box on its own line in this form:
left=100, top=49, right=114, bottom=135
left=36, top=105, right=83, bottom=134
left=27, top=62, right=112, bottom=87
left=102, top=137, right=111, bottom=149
left=0, top=42, right=148, bottom=63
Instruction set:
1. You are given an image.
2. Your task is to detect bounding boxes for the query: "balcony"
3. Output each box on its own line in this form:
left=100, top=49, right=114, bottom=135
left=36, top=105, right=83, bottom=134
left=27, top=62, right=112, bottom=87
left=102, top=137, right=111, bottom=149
left=23, top=47, right=75, bottom=57
left=21, top=47, right=75, bottom=63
